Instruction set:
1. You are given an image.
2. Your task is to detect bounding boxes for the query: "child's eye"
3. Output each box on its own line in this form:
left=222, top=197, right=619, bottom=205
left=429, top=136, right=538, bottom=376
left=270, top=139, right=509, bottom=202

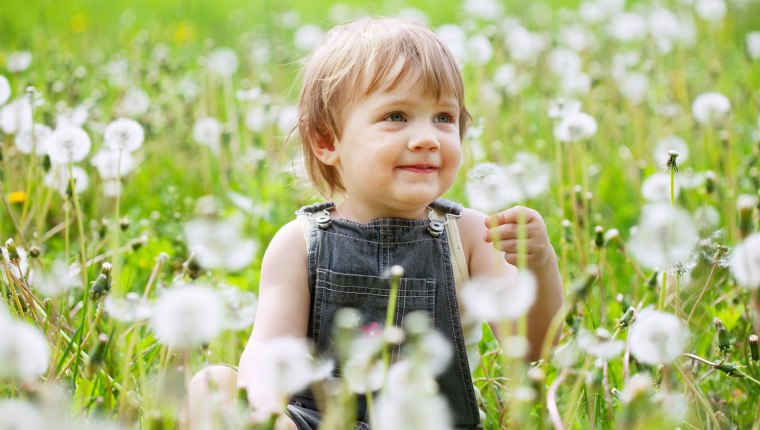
left=384, top=112, right=406, bottom=122
left=434, top=113, right=454, bottom=123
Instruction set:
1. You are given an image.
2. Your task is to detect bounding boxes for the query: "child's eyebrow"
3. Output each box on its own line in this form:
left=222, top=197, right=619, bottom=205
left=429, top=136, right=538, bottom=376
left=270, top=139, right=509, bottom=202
left=373, top=96, right=459, bottom=110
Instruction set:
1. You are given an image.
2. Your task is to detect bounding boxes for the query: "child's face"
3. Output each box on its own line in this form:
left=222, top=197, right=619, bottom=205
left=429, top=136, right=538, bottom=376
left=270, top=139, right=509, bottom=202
left=324, top=72, right=462, bottom=218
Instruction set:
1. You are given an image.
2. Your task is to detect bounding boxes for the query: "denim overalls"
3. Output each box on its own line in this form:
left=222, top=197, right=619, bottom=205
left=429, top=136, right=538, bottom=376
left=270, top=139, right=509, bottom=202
left=287, top=199, right=482, bottom=430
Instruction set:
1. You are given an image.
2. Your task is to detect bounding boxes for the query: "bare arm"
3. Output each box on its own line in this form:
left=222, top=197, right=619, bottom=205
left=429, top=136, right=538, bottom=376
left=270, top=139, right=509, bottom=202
left=237, top=219, right=310, bottom=414
left=458, top=207, right=564, bottom=361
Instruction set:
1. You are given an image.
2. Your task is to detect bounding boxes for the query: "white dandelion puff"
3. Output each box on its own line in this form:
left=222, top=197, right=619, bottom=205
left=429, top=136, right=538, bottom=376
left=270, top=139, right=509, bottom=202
left=747, top=31, right=760, bottom=60
left=627, top=309, right=688, bottom=365
left=695, top=0, right=726, bottom=23
left=117, top=88, right=150, bottom=117
left=467, top=35, right=493, bottom=65
left=654, top=135, right=689, bottom=166
left=375, top=367, right=452, bottom=430
left=105, top=292, right=153, bottom=323
left=29, top=260, right=80, bottom=297
left=193, top=117, right=222, bottom=154
left=692, top=92, right=731, bottom=126
left=463, top=0, right=504, bottom=20
left=219, top=285, right=258, bottom=330
left=206, top=48, right=239, bottom=77
left=436, top=24, right=467, bottom=63
left=14, top=124, right=52, bottom=155
left=607, top=12, right=648, bottom=42
left=729, top=232, right=760, bottom=290
left=553, top=111, right=598, bottom=142
left=343, top=334, right=386, bottom=394
left=577, top=328, right=625, bottom=359
left=0, top=399, right=51, bottom=430
left=627, top=203, right=698, bottom=270
left=1, top=245, right=28, bottom=284
left=183, top=214, right=257, bottom=272
left=461, top=271, right=536, bottom=322
left=0, top=317, right=50, bottom=380
left=44, top=164, right=89, bottom=196
left=6, top=51, right=32, bottom=73
left=104, top=118, right=144, bottom=152
left=641, top=172, right=680, bottom=202
left=91, top=149, right=136, bottom=180
left=275, top=105, right=298, bottom=134
left=47, top=126, right=91, bottom=164
left=0, top=75, right=10, bottom=105
left=149, top=283, right=225, bottom=348
left=547, top=48, right=582, bottom=76
left=55, top=103, right=89, bottom=129
left=547, top=98, right=581, bottom=119
left=293, top=24, right=324, bottom=52
left=0, top=97, right=33, bottom=134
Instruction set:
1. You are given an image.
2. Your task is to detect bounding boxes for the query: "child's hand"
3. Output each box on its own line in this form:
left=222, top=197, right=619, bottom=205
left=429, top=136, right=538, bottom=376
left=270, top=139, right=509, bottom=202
left=483, top=206, right=554, bottom=271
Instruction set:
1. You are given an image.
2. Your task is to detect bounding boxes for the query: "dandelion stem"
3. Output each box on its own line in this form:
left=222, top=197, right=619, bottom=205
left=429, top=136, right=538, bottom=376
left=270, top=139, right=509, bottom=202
left=686, top=248, right=724, bottom=325
left=547, top=368, right=567, bottom=430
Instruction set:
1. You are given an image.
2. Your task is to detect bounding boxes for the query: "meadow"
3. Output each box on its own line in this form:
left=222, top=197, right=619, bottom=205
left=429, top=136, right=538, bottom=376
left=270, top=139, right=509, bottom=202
left=1, top=0, right=760, bottom=428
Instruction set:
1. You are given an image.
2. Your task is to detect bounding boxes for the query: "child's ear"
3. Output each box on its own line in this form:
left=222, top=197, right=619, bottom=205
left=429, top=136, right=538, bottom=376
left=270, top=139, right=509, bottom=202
left=310, top=138, right=340, bottom=165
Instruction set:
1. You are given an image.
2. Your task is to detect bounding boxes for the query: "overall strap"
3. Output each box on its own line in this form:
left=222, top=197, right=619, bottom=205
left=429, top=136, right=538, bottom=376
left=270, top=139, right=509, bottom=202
left=428, top=199, right=470, bottom=293
left=295, top=202, right=336, bottom=252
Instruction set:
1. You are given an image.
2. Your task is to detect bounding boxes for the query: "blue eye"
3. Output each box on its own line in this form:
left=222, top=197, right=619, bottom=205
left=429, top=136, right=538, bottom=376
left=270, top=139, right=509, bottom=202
left=385, top=112, right=406, bottom=122
left=434, top=113, right=454, bottom=123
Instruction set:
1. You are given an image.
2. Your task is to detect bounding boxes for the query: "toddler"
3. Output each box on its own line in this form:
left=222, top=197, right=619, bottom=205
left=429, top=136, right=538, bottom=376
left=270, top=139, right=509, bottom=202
left=189, top=16, right=563, bottom=430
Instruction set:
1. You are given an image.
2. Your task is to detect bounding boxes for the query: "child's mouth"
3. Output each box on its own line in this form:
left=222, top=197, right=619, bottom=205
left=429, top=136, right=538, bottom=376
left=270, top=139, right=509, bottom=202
left=397, top=164, right=438, bottom=173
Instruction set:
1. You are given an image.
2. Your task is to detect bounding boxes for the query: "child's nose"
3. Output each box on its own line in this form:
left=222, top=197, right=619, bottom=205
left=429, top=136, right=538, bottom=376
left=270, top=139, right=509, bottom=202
left=407, top=124, right=440, bottom=151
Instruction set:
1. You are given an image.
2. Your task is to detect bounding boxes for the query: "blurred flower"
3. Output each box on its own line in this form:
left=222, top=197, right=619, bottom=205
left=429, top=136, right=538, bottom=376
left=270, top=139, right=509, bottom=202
left=55, top=103, right=89, bottom=129
left=729, top=232, right=760, bottom=290
left=405, top=328, right=453, bottom=376
left=91, top=149, right=136, bottom=180
left=183, top=213, right=257, bottom=271
left=29, top=260, right=80, bottom=297
left=47, top=126, right=91, bottom=164
left=560, top=72, right=591, bottom=96
left=577, top=328, right=625, bottom=359
left=648, top=8, right=681, bottom=54
left=619, top=372, right=653, bottom=403
left=579, top=0, right=625, bottom=23
left=547, top=48, right=582, bottom=76
left=559, top=25, right=595, bottom=52
left=436, top=24, right=467, bottom=63
left=244, top=105, right=271, bottom=132
left=206, top=48, right=239, bottom=77
left=492, top=63, right=530, bottom=96
left=654, top=135, right=689, bottom=166
left=105, top=292, right=153, bottom=323
left=219, top=284, right=257, bottom=330
left=117, top=88, right=150, bottom=117
left=43, top=165, right=88, bottom=196
left=691, top=92, right=730, bottom=126
left=747, top=31, right=760, bottom=60
left=0, top=399, right=50, bottom=430
left=461, top=272, right=536, bottom=322
left=627, top=309, right=688, bottom=365
left=276, top=105, right=298, bottom=133
left=1, top=243, right=28, bottom=284
left=607, top=12, right=647, bottom=42
left=694, top=204, right=721, bottom=234
left=376, top=362, right=452, bottom=430
left=552, top=340, right=580, bottom=368
left=0, top=75, right=9, bottom=105
left=0, top=314, right=49, bottom=380
left=193, top=117, right=222, bottom=154
left=616, top=72, right=648, bottom=104
left=641, top=172, right=679, bottom=202
left=628, top=203, right=698, bottom=270
left=343, top=333, right=386, bottom=394
left=0, top=97, right=33, bottom=134
left=6, top=51, right=32, bottom=72
left=104, top=118, right=144, bottom=152
left=504, top=25, right=547, bottom=65
left=547, top=98, right=581, bottom=119
left=14, top=124, right=52, bottom=155
left=695, top=0, right=726, bottom=23
left=149, top=283, right=225, bottom=348
left=396, top=8, right=430, bottom=25
left=553, top=111, right=597, bottom=142
left=463, top=0, right=504, bottom=20
left=465, top=154, right=550, bottom=213
left=467, top=35, right=493, bottom=65
left=293, top=24, right=323, bottom=51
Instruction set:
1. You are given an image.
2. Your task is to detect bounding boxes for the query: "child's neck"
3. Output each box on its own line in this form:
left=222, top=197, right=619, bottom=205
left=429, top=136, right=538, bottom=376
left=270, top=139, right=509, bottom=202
left=333, top=199, right=430, bottom=223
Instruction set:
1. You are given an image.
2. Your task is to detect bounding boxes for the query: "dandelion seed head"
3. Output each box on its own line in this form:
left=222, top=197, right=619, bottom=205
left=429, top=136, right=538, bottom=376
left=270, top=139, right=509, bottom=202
left=104, top=292, right=153, bottom=323
left=55, top=103, right=90, bottom=129
left=627, top=309, right=688, bottom=365
left=654, top=135, right=689, bottom=165
left=30, top=260, right=80, bottom=297
left=463, top=0, right=504, bottom=20
left=193, top=117, right=222, bottom=154
left=627, top=203, right=698, bottom=270
left=641, top=172, right=680, bottom=202
left=206, top=48, right=239, bottom=77
left=729, top=232, right=760, bottom=290
left=692, top=92, right=731, bottom=126
left=607, top=12, right=648, bottom=42
left=0, top=317, right=50, bottom=380
left=2, top=243, right=28, bottom=284
left=553, top=111, right=597, bottom=142
left=0, top=399, right=50, bottom=430
left=6, top=51, right=32, bottom=73
left=461, top=272, right=537, bottom=322
left=436, top=24, right=467, bottom=64
left=44, top=164, right=89, bottom=196
left=104, top=118, right=144, bottom=152
left=149, top=283, right=225, bottom=348
left=0, top=75, right=10, bottom=105
left=47, top=126, right=91, bottom=164
left=117, top=88, right=150, bottom=117
left=619, top=372, right=653, bottom=403
left=375, top=374, right=452, bottom=430
left=183, top=214, right=257, bottom=272
left=747, top=31, right=760, bottom=61
left=254, top=337, right=324, bottom=399
left=293, top=24, right=324, bottom=52
left=219, top=285, right=257, bottom=330
left=0, top=97, right=33, bottom=134
left=695, top=0, right=726, bottom=23
left=467, top=35, right=493, bottom=65
left=91, top=149, right=136, bottom=180
left=14, top=124, right=52, bottom=155
left=577, top=328, right=625, bottom=359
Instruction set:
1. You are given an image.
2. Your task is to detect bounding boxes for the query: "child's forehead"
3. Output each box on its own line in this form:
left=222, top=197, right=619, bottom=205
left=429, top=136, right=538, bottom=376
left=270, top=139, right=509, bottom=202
left=356, top=60, right=460, bottom=104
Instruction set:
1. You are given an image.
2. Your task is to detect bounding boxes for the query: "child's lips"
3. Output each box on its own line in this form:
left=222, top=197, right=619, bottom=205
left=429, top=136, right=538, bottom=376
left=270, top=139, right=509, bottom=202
left=397, top=164, right=438, bottom=173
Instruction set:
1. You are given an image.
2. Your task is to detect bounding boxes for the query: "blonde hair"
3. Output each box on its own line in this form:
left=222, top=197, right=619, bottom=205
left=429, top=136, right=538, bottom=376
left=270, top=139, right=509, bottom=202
left=297, top=17, right=471, bottom=197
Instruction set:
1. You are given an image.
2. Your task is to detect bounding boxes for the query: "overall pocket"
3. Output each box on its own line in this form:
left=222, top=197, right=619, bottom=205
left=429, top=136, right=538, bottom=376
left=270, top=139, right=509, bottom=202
left=312, top=268, right=436, bottom=355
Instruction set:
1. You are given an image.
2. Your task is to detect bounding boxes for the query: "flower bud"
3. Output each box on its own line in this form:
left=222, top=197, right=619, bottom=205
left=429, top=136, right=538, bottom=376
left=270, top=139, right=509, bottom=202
left=750, top=334, right=759, bottom=361
left=737, top=194, right=757, bottom=239
left=666, top=149, right=679, bottom=172
left=594, top=225, right=604, bottom=248
left=714, top=318, right=730, bottom=355
left=704, top=171, right=716, bottom=194
left=562, top=219, right=572, bottom=242
left=4, top=238, right=19, bottom=261
left=571, top=264, right=598, bottom=303
left=120, top=217, right=130, bottom=231
left=29, top=245, right=41, bottom=258
left=87, top=333, right=109, bottom=369
left=389, top=265, right=404, bottom=279
left=618, top=306, right=635, bottom=329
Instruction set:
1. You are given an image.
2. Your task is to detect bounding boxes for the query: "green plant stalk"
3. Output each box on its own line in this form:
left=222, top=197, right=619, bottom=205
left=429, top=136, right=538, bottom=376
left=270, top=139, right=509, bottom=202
left=382, top=273, right=401, bottom=375
left=562, top=360, right=592, bottom=429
